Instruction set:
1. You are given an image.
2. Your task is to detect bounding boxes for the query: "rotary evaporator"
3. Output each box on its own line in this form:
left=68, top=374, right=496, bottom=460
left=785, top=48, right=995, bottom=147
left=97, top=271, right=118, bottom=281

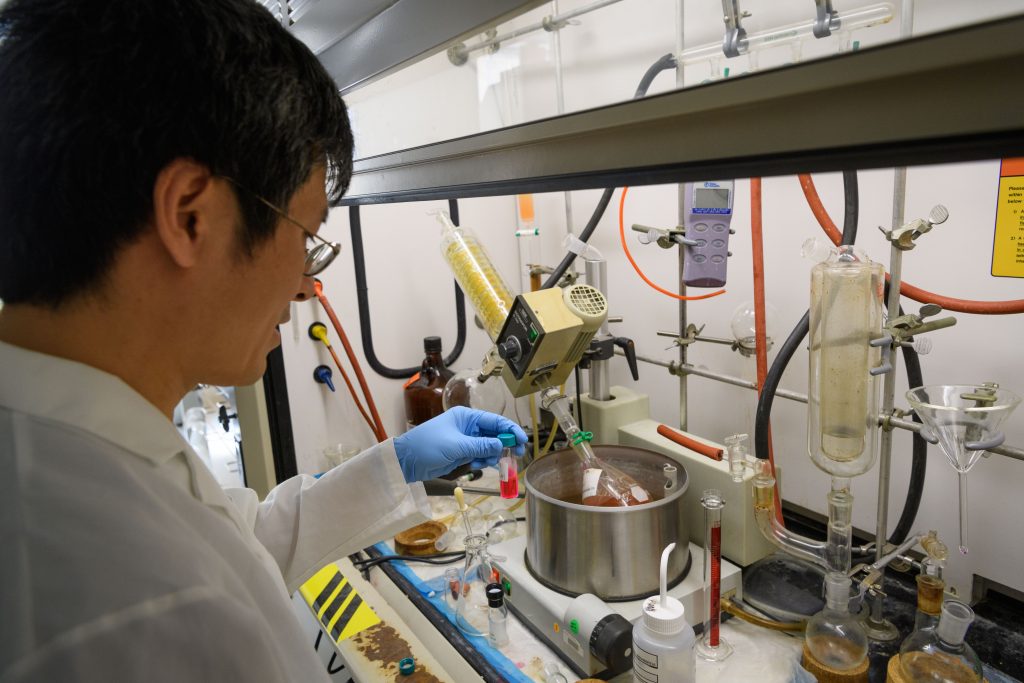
left=436, top=210, right=740, bottom=678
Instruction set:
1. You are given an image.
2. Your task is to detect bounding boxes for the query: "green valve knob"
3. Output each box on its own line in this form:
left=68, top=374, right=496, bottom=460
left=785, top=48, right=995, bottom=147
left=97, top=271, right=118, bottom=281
left=502, top=579, right=511, bottom=595
left=569, top=619, right=579, bottom=634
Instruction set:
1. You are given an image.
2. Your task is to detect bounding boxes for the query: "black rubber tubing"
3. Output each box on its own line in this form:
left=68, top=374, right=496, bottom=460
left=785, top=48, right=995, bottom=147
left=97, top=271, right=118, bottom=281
left=540, top=52, right=679, bottom=290
left=349, top=198, right=467, bottom=379
left=753, top=170, right=926, bottom=551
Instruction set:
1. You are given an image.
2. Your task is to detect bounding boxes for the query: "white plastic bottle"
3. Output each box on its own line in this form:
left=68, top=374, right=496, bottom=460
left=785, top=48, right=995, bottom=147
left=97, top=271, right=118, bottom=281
left=632, top=543, right=696, bottom=683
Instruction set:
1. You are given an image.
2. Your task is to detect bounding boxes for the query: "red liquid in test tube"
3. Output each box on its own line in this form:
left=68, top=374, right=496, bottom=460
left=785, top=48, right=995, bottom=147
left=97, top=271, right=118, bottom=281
left=499, top=454, right=518, bottom=499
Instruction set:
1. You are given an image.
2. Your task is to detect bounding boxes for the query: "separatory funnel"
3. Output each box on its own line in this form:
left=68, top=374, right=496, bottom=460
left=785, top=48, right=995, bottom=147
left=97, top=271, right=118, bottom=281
left=906, top=384, right=1020, bottom=554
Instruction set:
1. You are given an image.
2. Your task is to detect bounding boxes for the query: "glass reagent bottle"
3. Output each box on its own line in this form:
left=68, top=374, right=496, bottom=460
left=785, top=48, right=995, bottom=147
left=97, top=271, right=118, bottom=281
left=486, top=582, right=510, bottom=647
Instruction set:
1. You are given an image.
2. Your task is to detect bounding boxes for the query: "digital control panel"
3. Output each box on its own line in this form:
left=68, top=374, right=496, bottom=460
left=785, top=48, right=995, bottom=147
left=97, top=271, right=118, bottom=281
left=682, top=180, right=734, bottom=288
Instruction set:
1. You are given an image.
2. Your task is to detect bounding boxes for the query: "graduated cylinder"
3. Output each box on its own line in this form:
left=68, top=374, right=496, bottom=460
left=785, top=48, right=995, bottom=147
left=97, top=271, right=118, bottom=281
left=808, top=245, right=884, bottom=477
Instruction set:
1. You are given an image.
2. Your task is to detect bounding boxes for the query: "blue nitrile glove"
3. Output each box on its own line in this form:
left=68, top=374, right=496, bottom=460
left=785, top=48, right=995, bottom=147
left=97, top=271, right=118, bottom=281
left=393, top=407, right=528, bottom=483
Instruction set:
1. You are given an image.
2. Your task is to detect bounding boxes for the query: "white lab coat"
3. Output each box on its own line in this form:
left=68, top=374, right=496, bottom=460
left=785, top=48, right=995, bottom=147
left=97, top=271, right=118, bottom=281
left=0, top=340, right=430, bottom=682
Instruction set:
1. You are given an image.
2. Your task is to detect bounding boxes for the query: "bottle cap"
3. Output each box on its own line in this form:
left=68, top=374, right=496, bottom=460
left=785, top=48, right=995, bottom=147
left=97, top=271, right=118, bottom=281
left=498, top=432, right=517, bottom=448
left=486, top=582, right=505, bottom=608
left=424, top=336, right=442, bottom=353
left=641, top=595, right=686, bottom=634
left=642, top=542, right=687, bottom=634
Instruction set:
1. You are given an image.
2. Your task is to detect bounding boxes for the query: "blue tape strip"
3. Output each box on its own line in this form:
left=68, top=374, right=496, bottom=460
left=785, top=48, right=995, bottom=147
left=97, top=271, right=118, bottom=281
left=372, top=542, right=533, bottom=682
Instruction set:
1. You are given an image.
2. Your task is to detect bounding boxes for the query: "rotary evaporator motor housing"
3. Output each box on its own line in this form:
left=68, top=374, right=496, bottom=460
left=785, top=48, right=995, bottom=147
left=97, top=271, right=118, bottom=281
left=494, top=284, right=608, bottom=398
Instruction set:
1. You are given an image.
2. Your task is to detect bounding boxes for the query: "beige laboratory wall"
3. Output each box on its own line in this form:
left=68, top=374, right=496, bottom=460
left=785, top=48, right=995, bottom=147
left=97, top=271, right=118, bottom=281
left=278, top=0, right=1024, bottom=600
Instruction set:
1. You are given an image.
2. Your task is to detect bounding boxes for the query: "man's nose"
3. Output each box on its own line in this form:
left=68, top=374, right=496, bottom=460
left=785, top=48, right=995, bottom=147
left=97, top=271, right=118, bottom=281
left=293, top=274, right=316, bottom=302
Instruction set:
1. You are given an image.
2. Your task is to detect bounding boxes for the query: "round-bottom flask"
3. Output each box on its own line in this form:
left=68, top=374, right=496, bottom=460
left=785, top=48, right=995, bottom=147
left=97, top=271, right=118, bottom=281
left=805, top=572, right=869, bottom=670
left=899, top=600, right=982, bottom=682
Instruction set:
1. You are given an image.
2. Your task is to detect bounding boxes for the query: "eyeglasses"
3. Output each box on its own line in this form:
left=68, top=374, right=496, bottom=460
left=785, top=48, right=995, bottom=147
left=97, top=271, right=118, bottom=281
left=219, top=176, right=341, bottom=276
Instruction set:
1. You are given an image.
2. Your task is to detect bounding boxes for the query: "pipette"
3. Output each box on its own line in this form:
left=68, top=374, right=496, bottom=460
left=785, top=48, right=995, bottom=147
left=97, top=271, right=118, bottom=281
left=453, top=486, right=474, bottom=538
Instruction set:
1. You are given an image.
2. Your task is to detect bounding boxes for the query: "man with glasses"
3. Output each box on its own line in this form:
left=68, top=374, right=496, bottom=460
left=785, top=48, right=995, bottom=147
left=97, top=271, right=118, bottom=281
left=0, top=1, right=524, bottom=680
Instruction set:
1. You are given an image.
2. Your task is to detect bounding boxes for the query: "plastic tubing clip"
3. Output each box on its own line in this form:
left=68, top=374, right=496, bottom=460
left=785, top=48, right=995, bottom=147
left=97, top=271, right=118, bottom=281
left=571, top=431, right=594, bottom=446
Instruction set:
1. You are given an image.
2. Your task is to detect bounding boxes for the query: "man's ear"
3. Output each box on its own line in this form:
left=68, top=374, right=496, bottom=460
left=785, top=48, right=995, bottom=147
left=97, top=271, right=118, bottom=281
left=151, top=159, right=225, bottom=269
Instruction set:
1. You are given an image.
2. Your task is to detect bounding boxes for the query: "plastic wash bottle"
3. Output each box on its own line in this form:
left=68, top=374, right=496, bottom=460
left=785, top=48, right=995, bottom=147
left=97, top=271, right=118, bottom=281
left=632, top=542, right=696, bottom=683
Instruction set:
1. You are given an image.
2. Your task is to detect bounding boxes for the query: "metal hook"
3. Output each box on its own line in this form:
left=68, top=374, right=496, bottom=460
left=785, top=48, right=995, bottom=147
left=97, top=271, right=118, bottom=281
left=813, top=0, right=841, bottom=38
left=721, top=0, right=749, bottom=58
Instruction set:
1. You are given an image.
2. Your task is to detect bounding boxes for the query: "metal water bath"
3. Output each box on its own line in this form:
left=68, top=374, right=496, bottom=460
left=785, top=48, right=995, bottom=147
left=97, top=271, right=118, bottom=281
left=523, top=445, right=691, bottom=601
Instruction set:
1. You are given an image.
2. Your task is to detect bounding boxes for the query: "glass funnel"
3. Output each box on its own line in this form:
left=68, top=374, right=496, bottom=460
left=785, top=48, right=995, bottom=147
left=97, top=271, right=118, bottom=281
left=906, top=384, right=1020, bottom=555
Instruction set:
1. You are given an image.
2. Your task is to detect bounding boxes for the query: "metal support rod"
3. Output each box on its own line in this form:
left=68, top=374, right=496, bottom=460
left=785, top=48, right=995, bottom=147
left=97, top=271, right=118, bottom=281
left=866, top=4, right=914, bottom=638
left=623, top=351, right=1024, bottom=463
left=551, top=0, right=577, bottom=247
left=457, top=0, right=624, bottom=56
left=676, top=1, right=688, bottom=432
left=585, top=258, right=611, bottom=401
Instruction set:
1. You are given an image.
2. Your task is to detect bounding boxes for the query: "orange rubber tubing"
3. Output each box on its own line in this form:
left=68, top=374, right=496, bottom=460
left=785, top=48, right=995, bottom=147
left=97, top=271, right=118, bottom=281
left=314, top=281, right=388, bottom=442
left=656, top=424, right=723, bottom=461
left=325, top=343, right=379, bottom=439
left=618, top=187, right=727, bottom=301
left=751, top=178, right=784, bottom=525
left=798, top=174, right=1024, bottom=315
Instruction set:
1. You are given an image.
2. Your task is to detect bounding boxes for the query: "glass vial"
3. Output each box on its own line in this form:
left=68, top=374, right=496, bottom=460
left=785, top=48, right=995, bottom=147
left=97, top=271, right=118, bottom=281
left=497, top=432, right=519, bottom=499
left=486, top=582, right=510, bottom=647
left=696, top=490, right=733, bottom=661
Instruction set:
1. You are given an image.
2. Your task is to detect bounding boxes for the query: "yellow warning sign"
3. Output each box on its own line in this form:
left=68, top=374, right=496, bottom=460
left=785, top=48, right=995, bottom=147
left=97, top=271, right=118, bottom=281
left=992, top=158, right=1024, bottom=278
left=299, top=565, right=380, bottom=643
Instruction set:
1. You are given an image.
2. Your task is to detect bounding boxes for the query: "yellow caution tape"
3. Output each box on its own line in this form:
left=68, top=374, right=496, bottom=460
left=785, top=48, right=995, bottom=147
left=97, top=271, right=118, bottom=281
left=299, top=564, right=380, bottom=643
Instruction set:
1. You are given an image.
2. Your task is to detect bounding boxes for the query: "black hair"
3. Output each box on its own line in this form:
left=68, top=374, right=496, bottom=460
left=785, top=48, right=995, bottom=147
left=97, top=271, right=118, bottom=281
left=0, top=0, right=353, bottom=307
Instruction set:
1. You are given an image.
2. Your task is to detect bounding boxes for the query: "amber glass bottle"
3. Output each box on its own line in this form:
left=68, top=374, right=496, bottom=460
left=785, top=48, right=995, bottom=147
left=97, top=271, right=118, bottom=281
left=404, top=336, right=454, bottom=431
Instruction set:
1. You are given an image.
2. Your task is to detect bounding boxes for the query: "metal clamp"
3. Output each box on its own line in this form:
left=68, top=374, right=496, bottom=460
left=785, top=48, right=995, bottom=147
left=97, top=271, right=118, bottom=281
left=886, top=303, right=957, bottom=345
left=880, top=205, right=949, bottom=251
left=965, top=432, right=1005, bottom=452
left=869, top=333, right=893, bottom=376
left=917, top=425, right=939, bottom=444
left=633, top=223, right=698, bottom=249
left=813, top=0, right=841, bottom=38
left=721, top=0, right=749, bottom=58
left=657, top=324, right=753, bottom=355
left=912, top=424, right=1004, bottom=452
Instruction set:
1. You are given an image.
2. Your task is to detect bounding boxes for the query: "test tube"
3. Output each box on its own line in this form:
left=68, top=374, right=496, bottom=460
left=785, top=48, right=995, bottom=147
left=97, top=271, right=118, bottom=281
left=697, top=489, right=733, bottom=661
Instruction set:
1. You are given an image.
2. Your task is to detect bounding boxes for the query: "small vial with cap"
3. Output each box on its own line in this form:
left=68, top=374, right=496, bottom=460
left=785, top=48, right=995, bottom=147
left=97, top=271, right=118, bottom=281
left=486, top=582, right=509, bottom=647
left=497, top=433, right=519, bottom=499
